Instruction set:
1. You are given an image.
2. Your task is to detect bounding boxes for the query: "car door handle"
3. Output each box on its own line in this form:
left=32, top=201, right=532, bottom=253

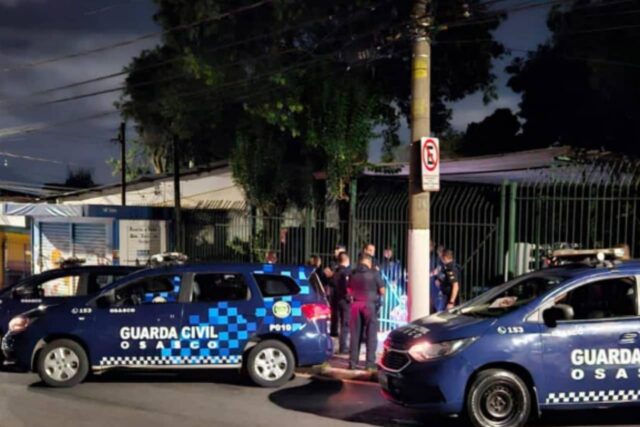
left=620, top=332, right=639, bottom=344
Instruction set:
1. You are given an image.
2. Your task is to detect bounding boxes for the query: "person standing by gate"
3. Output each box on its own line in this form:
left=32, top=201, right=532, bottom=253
left=323, top=244, right=346, bottom=337
left=332, top=251, right=351, bottom=354
left=348, top=254, right=385, bottom=370
left=441, top=249, right=461, bottom=310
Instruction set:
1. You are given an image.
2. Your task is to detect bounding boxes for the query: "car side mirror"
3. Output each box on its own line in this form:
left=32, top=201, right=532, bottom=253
left=543, top=304, right=574, bottom=328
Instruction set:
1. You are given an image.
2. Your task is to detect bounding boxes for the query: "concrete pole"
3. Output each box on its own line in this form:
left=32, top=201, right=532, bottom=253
left=119, top=122, right=126, bottom=206
left=173, top=136, right=182, bottom=253
left=408, top=0, right=432, bottom=321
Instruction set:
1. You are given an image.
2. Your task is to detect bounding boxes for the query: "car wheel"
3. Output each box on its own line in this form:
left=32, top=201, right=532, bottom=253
left=37, top=339, right=89, bottom=388
left=246, top=340, right=294, bottom=388
left=467, top=369, right=531, bottom=427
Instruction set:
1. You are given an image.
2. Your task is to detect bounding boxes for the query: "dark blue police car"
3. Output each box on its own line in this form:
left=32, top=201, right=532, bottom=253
left=2, top=263, right=332, bottom=388
left=0, top=265, right=138, bottom=364
left=379, top=260, right=640, bottom=427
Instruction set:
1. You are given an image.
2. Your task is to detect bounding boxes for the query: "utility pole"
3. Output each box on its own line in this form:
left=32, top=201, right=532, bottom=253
left=173, top=136, right=182, bottom=253
left=118, top=122, right=126, bottom=206
left=408, top=0, right=433, bottom=321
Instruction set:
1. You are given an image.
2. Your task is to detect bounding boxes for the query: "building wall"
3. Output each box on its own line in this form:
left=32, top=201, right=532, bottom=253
left=0, top=229, right=31, bottom=289
left=61, top=168, right=246, bottom=209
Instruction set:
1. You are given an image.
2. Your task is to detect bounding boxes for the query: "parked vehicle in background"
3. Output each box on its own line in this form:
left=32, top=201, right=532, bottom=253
left=2, top=263, right=332, bottom=388
left=0, top=265, right=139, bottom=364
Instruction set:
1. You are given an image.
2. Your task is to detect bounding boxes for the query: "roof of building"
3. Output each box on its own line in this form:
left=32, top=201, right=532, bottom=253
left=52, top=161, right=234, bottom=203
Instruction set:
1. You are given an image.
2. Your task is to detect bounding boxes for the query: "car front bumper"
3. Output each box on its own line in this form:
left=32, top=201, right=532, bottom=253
left=378, top=349, right=474, bottom=415
left=2, top=332, right=31, bottom=370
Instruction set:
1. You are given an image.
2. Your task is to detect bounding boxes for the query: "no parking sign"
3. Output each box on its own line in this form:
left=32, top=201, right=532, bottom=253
left=421, top=137, right=440, bottom=192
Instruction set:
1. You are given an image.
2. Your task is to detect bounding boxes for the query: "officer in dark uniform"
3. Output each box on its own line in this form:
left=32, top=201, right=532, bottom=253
left=332, top=251, right=351, bottom=354
left=324, top=244, right=346, bottom=337
left=348, top=253, right=385, bottom=370
left=440, top=249, right=461, bottom=310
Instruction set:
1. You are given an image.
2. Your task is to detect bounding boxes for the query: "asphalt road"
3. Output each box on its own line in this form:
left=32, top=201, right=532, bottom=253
left=1, top=369, right=640, bottom=427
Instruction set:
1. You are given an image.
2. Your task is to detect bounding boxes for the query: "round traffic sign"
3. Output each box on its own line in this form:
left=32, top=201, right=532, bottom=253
left=422, top=139, right=439, bottom=172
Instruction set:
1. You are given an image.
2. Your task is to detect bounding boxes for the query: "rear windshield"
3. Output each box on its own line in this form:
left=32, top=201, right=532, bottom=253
left=254, top=274, right=300, bottom=297
left=309, top=272, right=326, bottom=297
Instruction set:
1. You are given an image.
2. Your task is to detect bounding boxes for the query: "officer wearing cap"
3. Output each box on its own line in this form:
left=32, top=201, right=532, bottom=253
left=440, top=249, right=461, bottom=310
left=348, top=253, right=385, bottom=370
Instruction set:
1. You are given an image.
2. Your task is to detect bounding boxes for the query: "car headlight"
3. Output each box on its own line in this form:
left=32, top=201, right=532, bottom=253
left=8, top=316, right=30, bottom=333
left=408, top=337, right=476, bottom=362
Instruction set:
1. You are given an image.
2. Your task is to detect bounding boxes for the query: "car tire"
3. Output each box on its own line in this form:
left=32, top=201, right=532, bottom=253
left=0, top=334, right=4, bottom=367
left=245, top=340, right=295, bottom=388
left=37, top=339, right=89, bottom=388
left=466, top=369, right=531, bottom=427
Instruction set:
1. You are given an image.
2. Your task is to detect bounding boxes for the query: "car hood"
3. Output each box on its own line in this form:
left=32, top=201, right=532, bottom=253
left=386, top=312, right=497, bottom=349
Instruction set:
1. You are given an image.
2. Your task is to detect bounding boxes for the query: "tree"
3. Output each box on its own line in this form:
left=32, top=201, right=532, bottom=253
left=507, top=0, right=640, bottom=156
left=119, top=0, right=504, bottom=211
left=106, top=142, right=154, bottom=182
left=461, top=108, right=521, bottom=156
left=65, top=169, right=95, bottom=189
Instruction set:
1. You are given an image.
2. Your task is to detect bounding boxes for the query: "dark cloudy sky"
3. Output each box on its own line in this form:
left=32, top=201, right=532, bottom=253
left=0, top=0, right=551, bottom=187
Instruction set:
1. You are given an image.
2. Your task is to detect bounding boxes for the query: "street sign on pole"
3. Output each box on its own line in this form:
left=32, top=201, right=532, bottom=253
left=421, top=137, right=440, bottom=192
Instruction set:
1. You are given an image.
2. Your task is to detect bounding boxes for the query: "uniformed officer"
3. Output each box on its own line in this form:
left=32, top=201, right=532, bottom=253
left=441, top=249, right=461, bottom=309
left=324, top=244, right=346, bottom=337
left=430, top=240, right=445, bottom=313
left=332, top=251, right=351, bottom=354
left=348, top=253, right=385, bottom=370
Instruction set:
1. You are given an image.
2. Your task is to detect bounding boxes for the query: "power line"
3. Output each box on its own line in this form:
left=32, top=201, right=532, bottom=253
left=0, top=35, right=409, bottom=141
left=0, top=150, right=72, bottom=165
left=0, top=111, right=117, bottom=139
left=1, top=0, right=271, bottom=73
left=5, top=1, right=392, bottom=104
left=83, top=0, right=146, bottom=16
left=4, top=18, right=405, bottom=112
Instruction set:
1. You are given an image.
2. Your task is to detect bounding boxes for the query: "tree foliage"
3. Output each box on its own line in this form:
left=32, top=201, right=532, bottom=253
left=65, top=169, right=95, bottom=189
left=461, top=108, right=521, bottom=156
left=119, top=0, right=504, bottom=212
left=507, top=0, right=640, bottom=156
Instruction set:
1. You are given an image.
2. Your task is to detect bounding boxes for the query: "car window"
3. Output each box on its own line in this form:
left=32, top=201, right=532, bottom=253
left=309, top=272, right=326, bottom=297
left=458, top=274, right=566, bottom=318
left=556, top=277, right=637, bottom=321
left=114, top=274, right=182, bottom=306
left=192, top=273, right=248, bottom=302
left=35, top=275, right=81, bottom=297
left=87, top=273, right=132, bottom=294
left=254, top=274, right=300, bottom=297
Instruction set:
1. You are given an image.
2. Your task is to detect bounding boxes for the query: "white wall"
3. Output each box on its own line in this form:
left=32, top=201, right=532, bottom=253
left=61, top=168, right=246, bottom=208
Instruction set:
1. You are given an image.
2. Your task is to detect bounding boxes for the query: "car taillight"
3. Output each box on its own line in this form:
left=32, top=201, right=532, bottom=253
left=8, top=316, right=30, bottom=333
left=301, top=303, right=331, bottom=321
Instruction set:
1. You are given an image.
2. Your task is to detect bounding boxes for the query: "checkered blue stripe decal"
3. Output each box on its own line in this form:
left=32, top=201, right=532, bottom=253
left=99, top=355, right=241, bottom=366
left=546, top=390, right=640, bottom=404
left=162, top=302, right=258, bottom=359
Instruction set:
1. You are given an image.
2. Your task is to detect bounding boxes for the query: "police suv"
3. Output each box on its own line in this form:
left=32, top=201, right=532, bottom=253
left=2, top=263, right=332, bottom=388
left=379, top=257, right=640, bottom=427
left=0, top=265, right=138, bottom=363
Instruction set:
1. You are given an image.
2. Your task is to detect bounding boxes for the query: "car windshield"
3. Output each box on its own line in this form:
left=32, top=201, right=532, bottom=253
left=455, top=273, right=569, bottom=317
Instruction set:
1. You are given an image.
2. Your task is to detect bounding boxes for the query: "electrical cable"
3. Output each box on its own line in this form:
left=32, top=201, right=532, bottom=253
left=1, top=0, right=272, bottom=73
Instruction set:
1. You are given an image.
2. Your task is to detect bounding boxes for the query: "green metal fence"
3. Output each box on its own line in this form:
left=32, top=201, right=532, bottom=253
left=180, top=160, right=640, bottom=332
left=511, top=162, right=640, bottom=273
